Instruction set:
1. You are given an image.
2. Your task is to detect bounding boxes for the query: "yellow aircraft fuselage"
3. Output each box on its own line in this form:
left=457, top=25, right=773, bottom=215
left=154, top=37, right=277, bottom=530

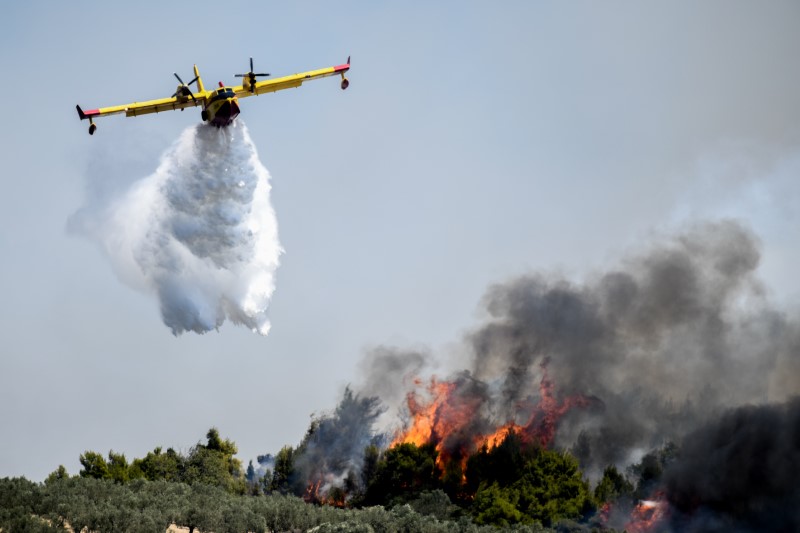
left=203, top=85, right=241, bottom=127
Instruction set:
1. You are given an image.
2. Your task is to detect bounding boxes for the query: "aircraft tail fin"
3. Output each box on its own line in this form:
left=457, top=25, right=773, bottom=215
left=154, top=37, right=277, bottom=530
left=193, top=65, right=205, bottom=94
left=76, top=105, right=87, bottom=120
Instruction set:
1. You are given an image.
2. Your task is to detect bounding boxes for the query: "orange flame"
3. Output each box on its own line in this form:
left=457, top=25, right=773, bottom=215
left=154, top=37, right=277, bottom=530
left=304, top=479, right=322, bottom=503
left=390, top=377, right=483, bottom=471
left=625, top=492, right=668, bottom=533
left=392, top=378, right=458, bottom=449
left=304, top=477, right=348, bottom=507
left=480, top=421, right=523, bottom=449
left=392, top=359, right=596, bottom=474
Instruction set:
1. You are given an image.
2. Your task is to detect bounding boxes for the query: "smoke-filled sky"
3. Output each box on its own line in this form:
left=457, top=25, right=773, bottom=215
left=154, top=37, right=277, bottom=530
left=1, top=1, right=799, bottom=481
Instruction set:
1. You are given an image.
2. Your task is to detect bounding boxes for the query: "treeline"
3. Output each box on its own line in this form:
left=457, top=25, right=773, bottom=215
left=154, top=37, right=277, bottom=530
left=1, top=476, right=546, bottom=533
left=1, top=423, right=675, bottom=532
left=72, top=428, right=246, bottom=494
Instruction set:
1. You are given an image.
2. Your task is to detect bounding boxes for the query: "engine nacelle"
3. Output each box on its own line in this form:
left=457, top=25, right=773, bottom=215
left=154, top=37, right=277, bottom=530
left=175, top=85, right=192, bottom=100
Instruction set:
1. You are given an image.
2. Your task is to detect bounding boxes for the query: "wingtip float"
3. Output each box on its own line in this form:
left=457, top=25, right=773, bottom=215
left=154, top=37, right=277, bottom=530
left=76, top=56, right=351, bottom=135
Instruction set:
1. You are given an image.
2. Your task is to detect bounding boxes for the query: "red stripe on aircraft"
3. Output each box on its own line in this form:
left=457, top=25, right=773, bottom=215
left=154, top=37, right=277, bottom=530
left=333, top=64, right=350, bottom=72
left=84, top=109, right=101, bottom=116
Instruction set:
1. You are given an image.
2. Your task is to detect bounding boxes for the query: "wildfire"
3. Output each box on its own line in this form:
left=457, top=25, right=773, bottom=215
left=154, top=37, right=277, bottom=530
left=304, top=477, right=347, bottom=507
left=304, top=479, right=322, bottom=502
left=390, top=376, right=482, bottom=471
left=392, top=378, right=460, bottom=449
left=625, top=492, right=668, bottom=533
left=517, top=358, right=597, bottom=448
left=392, top=359, right=596, bottom=473
left=482, top=421, right=521, bottom=449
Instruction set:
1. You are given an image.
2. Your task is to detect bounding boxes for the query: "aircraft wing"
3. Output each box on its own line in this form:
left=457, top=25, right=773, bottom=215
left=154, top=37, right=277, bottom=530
left=77, top=94, right=206, bottom=120
left=233, top=60, right=350, bottom=98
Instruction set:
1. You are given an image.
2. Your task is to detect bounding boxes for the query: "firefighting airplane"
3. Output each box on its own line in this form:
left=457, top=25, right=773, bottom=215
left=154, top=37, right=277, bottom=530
left=76, top=56, right=350, bottom=135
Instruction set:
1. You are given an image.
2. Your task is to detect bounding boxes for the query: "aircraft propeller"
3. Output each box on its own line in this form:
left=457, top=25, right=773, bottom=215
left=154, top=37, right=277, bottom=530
left=172, top=72, right=200, bottom=101
left=235, top=57, right=270, bottom=92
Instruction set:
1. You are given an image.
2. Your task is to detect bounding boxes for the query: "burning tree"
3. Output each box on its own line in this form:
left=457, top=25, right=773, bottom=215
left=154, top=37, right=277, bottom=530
left=389, top=360, right=599, bottom=490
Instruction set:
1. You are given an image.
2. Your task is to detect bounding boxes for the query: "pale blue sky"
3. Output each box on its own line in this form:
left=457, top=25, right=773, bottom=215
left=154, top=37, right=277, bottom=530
left=1, top=1, right=799, bottom=480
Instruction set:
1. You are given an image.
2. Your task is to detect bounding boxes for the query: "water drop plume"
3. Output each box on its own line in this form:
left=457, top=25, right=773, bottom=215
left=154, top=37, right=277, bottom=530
left=72, top=122, right=281, bottom=335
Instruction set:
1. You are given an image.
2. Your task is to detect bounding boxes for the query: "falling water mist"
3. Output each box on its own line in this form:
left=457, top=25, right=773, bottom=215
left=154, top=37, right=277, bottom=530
left=70, top=121, right=281, bottom=335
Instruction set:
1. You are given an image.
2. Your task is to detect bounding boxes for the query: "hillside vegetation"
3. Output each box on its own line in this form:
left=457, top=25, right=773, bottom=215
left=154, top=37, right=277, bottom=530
left=0, top=427, right=655, bottom=532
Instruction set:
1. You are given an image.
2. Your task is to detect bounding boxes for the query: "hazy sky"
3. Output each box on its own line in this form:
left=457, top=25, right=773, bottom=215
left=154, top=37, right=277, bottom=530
left=1, top=1, right=799, bottom=481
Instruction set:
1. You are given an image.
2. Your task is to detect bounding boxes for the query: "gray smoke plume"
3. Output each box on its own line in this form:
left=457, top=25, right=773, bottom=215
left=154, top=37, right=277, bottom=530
left=70, top=121, right=281, bottom=335
left=291, top=387, right=385, bottom=498
left=363, top=220, right=800, bottom=478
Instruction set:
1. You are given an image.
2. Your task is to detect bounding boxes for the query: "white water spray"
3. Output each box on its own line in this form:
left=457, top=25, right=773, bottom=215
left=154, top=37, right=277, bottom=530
left=73, top=122, right=281, bottom=335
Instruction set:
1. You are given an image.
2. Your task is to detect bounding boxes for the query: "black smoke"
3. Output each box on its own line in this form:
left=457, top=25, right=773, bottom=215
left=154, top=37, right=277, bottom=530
left=664, top=398, right=800, bottom=532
